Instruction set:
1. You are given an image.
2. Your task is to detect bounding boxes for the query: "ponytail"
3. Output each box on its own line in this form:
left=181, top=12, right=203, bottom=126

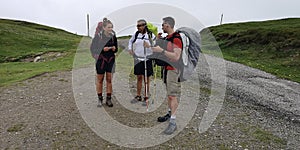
left=102, top=17, right=113, bottom=28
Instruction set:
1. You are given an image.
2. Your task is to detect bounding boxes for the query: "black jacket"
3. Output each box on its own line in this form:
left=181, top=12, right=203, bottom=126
left=90, top=31, right=118, bottom=58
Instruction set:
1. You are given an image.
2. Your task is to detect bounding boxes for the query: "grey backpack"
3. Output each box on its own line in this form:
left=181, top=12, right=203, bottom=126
left=176, top=27, right=201, bottom=82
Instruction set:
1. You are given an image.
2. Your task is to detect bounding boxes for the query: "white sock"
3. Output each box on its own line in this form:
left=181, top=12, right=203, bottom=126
left=170, top=116, right=176, bottom=124
left=168, top=108, right=171, bottom=114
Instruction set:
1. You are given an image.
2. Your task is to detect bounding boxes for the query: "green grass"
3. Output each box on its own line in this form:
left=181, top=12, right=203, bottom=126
left=0, top=18, right=82, bottom=86
left=0, top=53, right=75, bottom=86
left=252, top=127, right=286, bottom=145
left=1, top=18, right=299, bottom=86
left=72, top=36, right=94, bottom=69
left=201, top=18, right=300, bottom=82
left=0, top=19, right=82, bottom=62
left=240, top=125, right=287, bottom=145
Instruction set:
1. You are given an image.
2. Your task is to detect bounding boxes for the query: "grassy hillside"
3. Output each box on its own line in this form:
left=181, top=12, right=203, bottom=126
left=201, top=18, right=300, bottom=82
left=0, top=19, right=83, bottom=86
left=0, top=19, right=82, bottom=62
left=1, top=18, right=299, bottom=86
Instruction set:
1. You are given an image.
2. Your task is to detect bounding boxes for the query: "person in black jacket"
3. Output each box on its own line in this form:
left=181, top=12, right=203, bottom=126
left=90, top=18, right=118, bottom=107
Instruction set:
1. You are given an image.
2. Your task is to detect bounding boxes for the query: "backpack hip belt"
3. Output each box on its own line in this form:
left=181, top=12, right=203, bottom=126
left=99, top=54, right=115, bottom=69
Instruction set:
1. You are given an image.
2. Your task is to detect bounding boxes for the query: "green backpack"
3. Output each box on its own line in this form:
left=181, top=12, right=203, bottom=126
left=146, top=22, right=158, bottom=36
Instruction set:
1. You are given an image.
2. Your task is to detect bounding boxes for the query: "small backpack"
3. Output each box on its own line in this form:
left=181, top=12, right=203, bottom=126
left=95, top=22, right=103, bottom=36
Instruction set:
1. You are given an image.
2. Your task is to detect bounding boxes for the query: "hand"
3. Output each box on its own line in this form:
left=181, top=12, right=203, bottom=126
left=103, top=47, right=110, bottom=51
left=128, top=49, right=134, bottom=55
left=157, top=33, right=162, bottom=38
left=111, top=46, right=116, bottom=51
left=93, top=54, right=99, bottom=59
left=151, top=46, right=163, bottom=53
left=143, top=41, right=151, bottom=48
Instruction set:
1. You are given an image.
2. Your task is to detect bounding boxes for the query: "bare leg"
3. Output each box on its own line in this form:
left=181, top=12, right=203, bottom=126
left=163, top=95, right=178, bottom=135
left=145, top=76, right=150, bottom=97
left=137, top=75, right=143, bottom=96
left=106, top=72, right=113, bottom=94
left=168, top=96, right=178, bottom=117
left=96, top=74, right=104, bottom=94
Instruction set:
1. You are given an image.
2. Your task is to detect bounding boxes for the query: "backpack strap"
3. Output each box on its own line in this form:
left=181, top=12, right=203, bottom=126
left=165, top=32, right=184, bottom=73
left=132, top=31, right=154, bottom=44
left=132, top=31, right=140, bottom=44
left=97, top=30, right=104, bottom=40
left=166, top=32, right=182, bottom=51
left=167, top=32, right=181, bottom=44
left=131, top=31, right=155, bottom=54
left=98, top=30, right=116, bottom=42
left=111, top=30, right=116, bottom=43
left=147, top=31, right=154, bottom=47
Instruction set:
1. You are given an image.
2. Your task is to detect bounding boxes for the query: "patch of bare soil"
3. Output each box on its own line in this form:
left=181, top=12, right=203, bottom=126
left=20, top=52, right=67, bottom=62
left=1, top=70, right=299, bottom=149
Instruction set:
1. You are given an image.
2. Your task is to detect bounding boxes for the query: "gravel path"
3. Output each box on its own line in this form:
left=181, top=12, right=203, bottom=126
left=1, top=39, right=300, bottom=149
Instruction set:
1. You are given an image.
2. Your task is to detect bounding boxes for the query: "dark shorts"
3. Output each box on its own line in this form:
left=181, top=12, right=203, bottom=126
left=96, top=57, right=115, bottom=74
left=134, top=59, right=153, bottom=77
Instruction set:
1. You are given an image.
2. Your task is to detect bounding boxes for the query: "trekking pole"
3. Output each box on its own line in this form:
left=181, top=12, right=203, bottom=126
left=147, top=31, right=155, bottom=107
left=152, top=62, right=158, bottom=104
left=143, top=38, right=149, bottom=111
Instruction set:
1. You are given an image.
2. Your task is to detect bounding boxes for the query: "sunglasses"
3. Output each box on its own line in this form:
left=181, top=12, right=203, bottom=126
left=136, top=24, right=145, bottom=27
left=162, top=23, right=168, bottom=27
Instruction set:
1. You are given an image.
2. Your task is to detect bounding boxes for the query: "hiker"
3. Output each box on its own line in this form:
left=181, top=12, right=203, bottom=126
left=90, top=17, right=118, bottom=107
left=150, top=17, right=182, bottom=135
left=127, top=19, right=156, bottom=103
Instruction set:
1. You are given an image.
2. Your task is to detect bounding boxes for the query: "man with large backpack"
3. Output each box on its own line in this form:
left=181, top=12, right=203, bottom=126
left=127, top=19, right=156, bottom=105
left=150, top=16, right=183, bottom=135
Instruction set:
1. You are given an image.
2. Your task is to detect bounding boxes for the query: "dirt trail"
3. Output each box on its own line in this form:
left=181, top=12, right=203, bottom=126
left=1, top=39, right=300, bottom=149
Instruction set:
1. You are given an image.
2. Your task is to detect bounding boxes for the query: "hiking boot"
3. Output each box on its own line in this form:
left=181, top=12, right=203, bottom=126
left=97, top=96, right=103, bottom=107
left=131, top=96, right=142, bottom=104
left=157, top=113, right=170, bottom=122
left=106, top=96, right=113, bottom=107
left=135, top=96, right=142, bottom=101
left=163, top=121, right=177, bottom=135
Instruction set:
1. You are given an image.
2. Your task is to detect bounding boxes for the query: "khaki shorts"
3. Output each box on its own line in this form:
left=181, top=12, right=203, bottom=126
left=165, top=69, right=181, bottom=97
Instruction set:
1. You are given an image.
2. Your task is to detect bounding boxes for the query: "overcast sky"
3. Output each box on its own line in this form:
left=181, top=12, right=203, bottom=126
left=1, top=0, right=299, bottom=36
